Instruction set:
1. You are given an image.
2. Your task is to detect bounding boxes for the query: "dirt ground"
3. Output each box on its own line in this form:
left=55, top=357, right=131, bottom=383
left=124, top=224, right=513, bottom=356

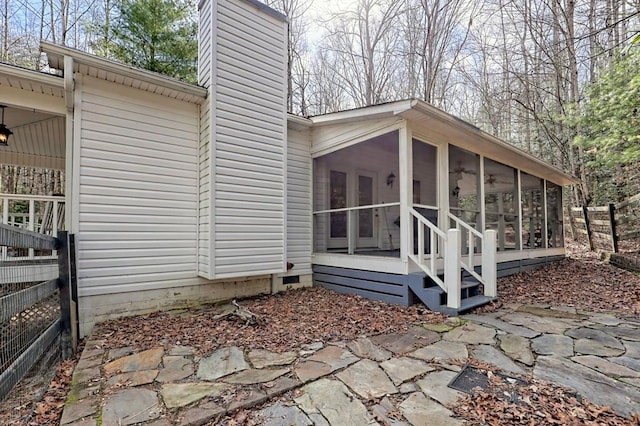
left=1, top=240, right=639, bottom=425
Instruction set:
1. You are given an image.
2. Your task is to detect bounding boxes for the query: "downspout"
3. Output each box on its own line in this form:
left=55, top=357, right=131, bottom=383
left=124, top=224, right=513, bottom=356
left=63, top=55, right=74, bottom=232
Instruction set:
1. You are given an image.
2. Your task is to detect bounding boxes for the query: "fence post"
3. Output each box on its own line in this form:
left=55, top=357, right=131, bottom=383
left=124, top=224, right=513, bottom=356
left=582, top=206, right=594, bottom=251
left=57, top=231, right=74, bottom=358
left=608, top=203, right=619, bottom=253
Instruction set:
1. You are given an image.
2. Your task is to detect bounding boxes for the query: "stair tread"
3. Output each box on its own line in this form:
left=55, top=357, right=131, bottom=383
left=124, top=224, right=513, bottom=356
left=442, top=295, right=494, bottom=312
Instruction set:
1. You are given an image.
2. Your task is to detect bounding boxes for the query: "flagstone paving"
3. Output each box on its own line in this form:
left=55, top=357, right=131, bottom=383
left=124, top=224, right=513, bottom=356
left=61, top=305, right=640, bottom=425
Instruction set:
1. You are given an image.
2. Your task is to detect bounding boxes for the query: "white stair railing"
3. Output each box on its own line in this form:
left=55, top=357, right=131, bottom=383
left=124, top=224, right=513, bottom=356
left=409, top=209, right=498, bottom=310
left=447, top=212, right=497, bottom=299
left=409, top=208, right=447, bottom=290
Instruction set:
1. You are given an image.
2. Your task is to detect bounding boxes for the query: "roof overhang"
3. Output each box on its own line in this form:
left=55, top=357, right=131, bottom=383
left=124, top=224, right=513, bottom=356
left=42, top=41, right=208, bottom=104
left=309, top=99, right=578, bottom=186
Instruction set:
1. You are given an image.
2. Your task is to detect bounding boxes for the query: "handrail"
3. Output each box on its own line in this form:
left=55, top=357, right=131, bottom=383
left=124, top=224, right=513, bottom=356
left=313, top=202, right=400, bottom=215
left=409, top=208, right=447, bottom=292
left=1, top=194, right=66, bottom=259
left=0, top=193, right=65, bottom=202
left=447, top=212, right=482, bottom=239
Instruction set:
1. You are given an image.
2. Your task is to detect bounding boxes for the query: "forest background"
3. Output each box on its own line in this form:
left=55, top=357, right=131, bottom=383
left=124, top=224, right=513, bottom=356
left=1, top=0, right=639, bottom=207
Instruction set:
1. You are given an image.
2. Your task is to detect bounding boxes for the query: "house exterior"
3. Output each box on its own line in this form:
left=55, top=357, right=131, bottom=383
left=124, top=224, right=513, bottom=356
left=0, top=0, right=575, bottom=336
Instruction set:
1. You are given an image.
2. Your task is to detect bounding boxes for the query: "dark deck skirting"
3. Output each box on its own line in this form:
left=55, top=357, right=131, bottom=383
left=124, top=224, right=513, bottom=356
left=313, top=254, right=565, bottom=313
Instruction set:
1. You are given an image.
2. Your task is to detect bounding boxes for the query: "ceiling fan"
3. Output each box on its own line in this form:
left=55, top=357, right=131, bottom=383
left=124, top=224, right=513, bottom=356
left=449, top=163, right=476, bottom=176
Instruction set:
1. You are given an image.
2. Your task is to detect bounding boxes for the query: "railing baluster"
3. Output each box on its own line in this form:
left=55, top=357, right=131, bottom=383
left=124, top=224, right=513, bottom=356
left=1, top=197, right=7, bottom=258
left=418, top=221, right=424, bottom=263
left=28, top=199, right=35, bottom=259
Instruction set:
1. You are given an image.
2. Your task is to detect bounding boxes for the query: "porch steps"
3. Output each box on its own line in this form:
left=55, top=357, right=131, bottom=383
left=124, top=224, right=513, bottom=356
left=406, top=273, right=495, bottom=316
left=312, top=266, right=495, bottom=316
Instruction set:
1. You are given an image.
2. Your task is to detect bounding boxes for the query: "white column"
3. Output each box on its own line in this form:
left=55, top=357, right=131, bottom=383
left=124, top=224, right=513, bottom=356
left=445, top=228, right=461, bottom=309
left=399, top=123, right=413, bottom=263
left=482, top=229, right=497, bottom=298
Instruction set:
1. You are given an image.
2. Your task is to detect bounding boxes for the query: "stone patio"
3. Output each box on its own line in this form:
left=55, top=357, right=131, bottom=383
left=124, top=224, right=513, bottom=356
left=60, top=305, right=640, bottom=425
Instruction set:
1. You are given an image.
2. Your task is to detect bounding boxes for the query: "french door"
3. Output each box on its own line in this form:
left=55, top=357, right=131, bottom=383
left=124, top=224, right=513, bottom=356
left=328, top=170, right=377, bottom=249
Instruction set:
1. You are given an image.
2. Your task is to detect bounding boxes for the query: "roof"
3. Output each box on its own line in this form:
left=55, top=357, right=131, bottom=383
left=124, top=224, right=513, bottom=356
left=197, top=0, right=287, bottom=22
left=42, top=42, right=208, bottom=104
left=306, top=99, right=578, bottom=186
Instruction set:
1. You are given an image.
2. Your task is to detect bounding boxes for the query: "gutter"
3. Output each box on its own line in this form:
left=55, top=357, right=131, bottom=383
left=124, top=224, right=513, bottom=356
left=41, top=41, right=208, bottom=101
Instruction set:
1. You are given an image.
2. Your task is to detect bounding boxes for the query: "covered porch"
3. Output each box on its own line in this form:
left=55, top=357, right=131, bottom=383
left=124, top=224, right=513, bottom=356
left=310, top=100, right=574, bottom=313
left=0, top=63, right=68, bottom=265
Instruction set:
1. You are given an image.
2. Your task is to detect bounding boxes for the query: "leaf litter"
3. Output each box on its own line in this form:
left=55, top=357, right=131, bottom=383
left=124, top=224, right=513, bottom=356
left=2, top=239, right=640, bottom=425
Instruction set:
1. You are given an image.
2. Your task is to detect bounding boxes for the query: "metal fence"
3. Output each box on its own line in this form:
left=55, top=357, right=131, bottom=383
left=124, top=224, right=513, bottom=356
left=0, top=224, right=77, bottom=401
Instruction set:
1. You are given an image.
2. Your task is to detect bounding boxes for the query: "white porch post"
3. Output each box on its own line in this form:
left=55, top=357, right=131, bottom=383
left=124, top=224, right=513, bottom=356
left=438, top=144, right=450, bottom=246
left=482, top=229, right=497, bottom=297
left=399, top=123, right=413, bottom=263
left=445, top=228, right=461, bottom=309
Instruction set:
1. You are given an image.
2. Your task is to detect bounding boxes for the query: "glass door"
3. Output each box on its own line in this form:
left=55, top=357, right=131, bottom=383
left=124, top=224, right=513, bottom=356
left=329, top=170, right=348, bottom=248
left=357, top=172, right=377, bottom=248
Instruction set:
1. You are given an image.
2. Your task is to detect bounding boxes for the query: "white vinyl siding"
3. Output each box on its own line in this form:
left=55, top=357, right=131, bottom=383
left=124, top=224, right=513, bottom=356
left=285, top=126, right=312, bottom=275
left=210, top=0, right=287, bottom=278
left=76, top=76, right=199, bottom=296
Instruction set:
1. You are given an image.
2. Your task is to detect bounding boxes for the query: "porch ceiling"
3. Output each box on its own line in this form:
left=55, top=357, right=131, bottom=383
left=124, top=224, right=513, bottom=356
left=0, top=106, right=65, bottom=170
left=0, top=64, right=66, bottom=170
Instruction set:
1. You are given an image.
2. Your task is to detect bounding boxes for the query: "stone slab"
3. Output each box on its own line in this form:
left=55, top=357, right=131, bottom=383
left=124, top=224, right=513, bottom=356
left=157, top=356, right=194, bottom=382
left=248, top=349, right=297, bottom=369
left=102, top=388, right=161, bottom=426
left=471, top=345, right=524, bottom=374
left=178, top=404, right=226, bottom=426
left=222, top=368, right=289, bottom=385
left=516, top=305, right=586, bottom=319
left=106, top=370, right=158, bottom=388
left=464, top=314, right=540, bottom=338
left=566, top=327, right=625, bottom=350
left=610, top=356, right=640, bottom=372
left=307, top=345, right=359, bottom=370
left=409, top=340, right=468, bottom=363
left=499, top=334, right=534, bottom=366
left=294, top=378, right=377, bottom=425
left=371, top=333, right=425, bottom=354
left=596, top=325, right=640, bottom=342
left=443, top=322, right=496, bottom=345
left=571, top=355, right=640, bottom=378
left=259, top=402, right=313, bottom=426
left=380, top=357, right=434, bottom=385
left=347, top=337, right=393, bottom=361
left=416, top=371, right=464, bottom=407
left=399, top=392, right=463, bottom=426
left=294, top=361, right=332, bottom=382
left=574, top=338, right=625, bottom=357
left=534, top=355, right=640, bottom=420
left=623, top=341, right=640, bottom=359
left=60, top=399, right=97, bottom=425
left=196, top=346, right=248, bottom=380
left=103, top=347, right=164, bottom=374
left=371, top=397, right=409, bottom=426
left=107, top=347, right=134, bottom=361
left=336, top=359, right=397, bottom=399
left=501, top=312, right=578, bottom=334
left=160, top=383, right=228, bottom=409
left=531, top=334, right=574, bottom=357
left=264, top=376, right=303, bottom=397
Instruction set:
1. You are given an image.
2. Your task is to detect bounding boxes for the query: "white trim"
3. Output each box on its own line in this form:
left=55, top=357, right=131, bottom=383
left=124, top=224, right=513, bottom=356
left=0, top=63, right=63, bottom=87
left=208, top=0, right=218, bottom=278
left=70, top=63, right=82, bottom=235
left=0, top=84, right=65, bottom=115
left=311, top=120, right=404, bottom=158
left=399, top=121, right=412, bottom=262
left=42, top=41, right=208, bottom=101
left=312, top=253, right=408, bottom=275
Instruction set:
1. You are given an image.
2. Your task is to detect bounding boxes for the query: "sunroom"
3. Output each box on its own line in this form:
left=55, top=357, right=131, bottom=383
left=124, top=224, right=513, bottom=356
left=309, top=100, right=575, bottom=314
